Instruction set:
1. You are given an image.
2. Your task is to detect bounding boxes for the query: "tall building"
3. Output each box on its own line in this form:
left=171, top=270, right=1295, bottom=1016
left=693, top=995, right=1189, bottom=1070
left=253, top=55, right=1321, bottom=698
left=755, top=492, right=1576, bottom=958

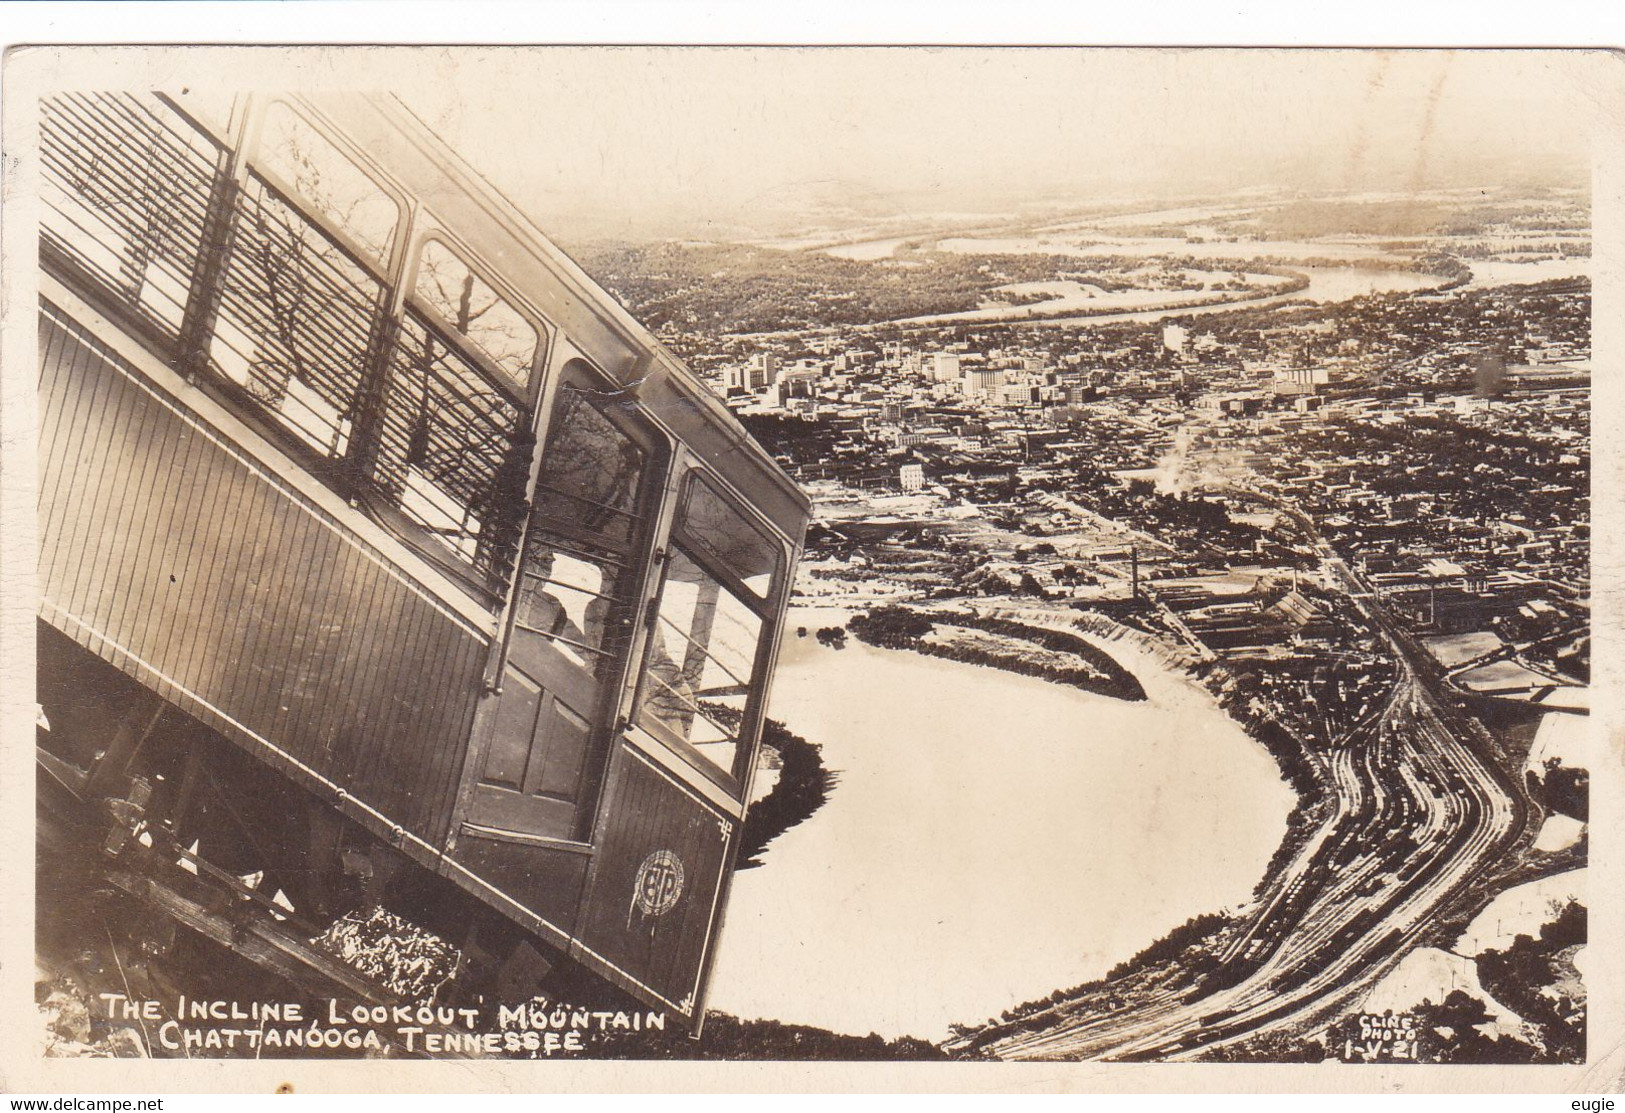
left=963, top=367, right=1004, bottom=399
left=1272, top=366, right=1330, bottom=395
left=766, top=369, right=821, bottom=407
left=932, top=353, right=963, bottom=382
left=747, top=352, right=781, bottom=391
left=999, top=382, right=1041, bottom=407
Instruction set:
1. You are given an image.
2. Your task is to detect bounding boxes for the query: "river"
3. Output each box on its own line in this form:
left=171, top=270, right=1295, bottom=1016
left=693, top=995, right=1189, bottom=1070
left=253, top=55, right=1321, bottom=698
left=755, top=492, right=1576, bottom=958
left=883, top=264, right=1447, bottom=329
left=822, top=232, right=1583, bottom=331
left=705, top=610, right=1296, bottom=1040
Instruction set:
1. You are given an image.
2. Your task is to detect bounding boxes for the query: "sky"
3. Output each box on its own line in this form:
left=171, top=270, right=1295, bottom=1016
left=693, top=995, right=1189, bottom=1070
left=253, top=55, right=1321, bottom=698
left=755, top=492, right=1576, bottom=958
left=393, top=48, right=1598, bottom=242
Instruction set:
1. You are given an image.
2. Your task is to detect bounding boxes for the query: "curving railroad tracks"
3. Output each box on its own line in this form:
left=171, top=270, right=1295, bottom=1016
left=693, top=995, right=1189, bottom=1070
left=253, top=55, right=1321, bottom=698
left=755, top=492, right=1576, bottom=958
left=953, top=497, right=1539, bottom=1061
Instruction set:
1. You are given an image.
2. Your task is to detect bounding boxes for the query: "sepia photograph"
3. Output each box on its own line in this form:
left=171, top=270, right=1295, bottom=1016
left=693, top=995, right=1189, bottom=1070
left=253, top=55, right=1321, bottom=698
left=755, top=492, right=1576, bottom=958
left=2, top=41, right=1619, bottom=1092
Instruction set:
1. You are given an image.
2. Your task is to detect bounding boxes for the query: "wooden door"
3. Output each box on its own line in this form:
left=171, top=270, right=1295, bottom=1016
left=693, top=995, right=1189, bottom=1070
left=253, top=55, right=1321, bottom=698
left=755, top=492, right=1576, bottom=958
left=467, top=368, right=664, bottom=840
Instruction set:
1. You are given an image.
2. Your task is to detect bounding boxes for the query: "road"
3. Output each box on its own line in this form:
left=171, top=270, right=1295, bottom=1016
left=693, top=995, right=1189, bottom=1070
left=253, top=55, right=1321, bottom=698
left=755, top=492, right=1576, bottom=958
left=952, top=497, right=1533, bottom=1061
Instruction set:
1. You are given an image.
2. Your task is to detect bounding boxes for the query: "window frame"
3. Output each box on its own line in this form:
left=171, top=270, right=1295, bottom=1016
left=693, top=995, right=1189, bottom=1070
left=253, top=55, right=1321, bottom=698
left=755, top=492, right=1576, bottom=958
left=39, top=92, right=229, bottom=344
left=245, top=98, right=407, bottom=285
left=486, top=362, right=674, bottom=843
left=632, top=469, right=790, bottom=795
left=371, top=305, right=535, bottom=578
left=402, top=231, right=550, bottom=409
left=510, top=371, right=669, bottom=683
left=234, top=109, right=555, bottom=603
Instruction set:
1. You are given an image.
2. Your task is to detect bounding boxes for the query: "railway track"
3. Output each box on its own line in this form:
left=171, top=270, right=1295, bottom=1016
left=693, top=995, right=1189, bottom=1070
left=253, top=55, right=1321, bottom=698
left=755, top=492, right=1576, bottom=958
left=952, top=500, right=1537, bottom=1061
left=36, top=771, right=491, bottom=1060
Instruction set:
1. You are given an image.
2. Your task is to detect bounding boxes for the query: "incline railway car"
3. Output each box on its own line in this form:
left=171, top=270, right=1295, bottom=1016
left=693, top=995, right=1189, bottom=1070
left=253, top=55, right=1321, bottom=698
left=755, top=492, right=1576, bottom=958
left=35, top=90, right=809, bottom=1029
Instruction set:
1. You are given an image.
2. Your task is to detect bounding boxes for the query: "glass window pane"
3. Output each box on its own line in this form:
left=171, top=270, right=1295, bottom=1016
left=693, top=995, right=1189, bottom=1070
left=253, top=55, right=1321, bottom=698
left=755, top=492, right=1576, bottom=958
left=514, top=536, right=629, bottom=676
left=414, top=240, right=538, bottom=388
left=681, top=478, right=780, bottom=599
left=39, top=93, right=219, bottom=338
left=400, top=468, right=481, bottom=563
left=374, top=312, right=530, bottom=579
left=213, top=173, right=383, bottom=463
left=256, top=101, right=399, bottom=263
left=639, top=547, right=763, bottom=778
left=533, top=386, right=646, bottom=546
